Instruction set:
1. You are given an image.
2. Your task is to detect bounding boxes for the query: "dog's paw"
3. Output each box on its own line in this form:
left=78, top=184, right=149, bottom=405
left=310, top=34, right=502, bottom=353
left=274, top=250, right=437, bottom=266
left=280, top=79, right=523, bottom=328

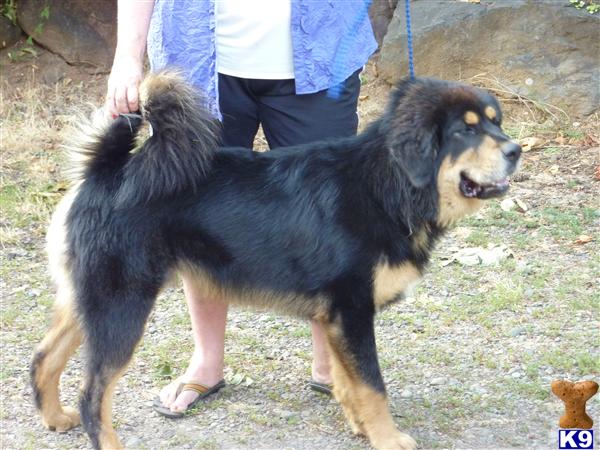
left=372, top=431, right=417, bottom=450
left=42, top=406, right=81, bottom=432
left=348, top=419, right=366, bottom=437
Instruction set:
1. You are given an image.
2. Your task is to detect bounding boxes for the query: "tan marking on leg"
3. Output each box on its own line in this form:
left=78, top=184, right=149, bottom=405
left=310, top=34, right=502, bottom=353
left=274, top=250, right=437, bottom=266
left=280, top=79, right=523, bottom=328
left=484, top=105, right=497, bottom=121
left=373, top=261, right=421, bottom=308
left=325, top=323, right=417, bottom=449
left=325, top=322, right=365, bottom=435
left=464, top=111, right=479, bottom=125
left=34, top=297, right=82, bottom=432
left=351, top=385, right=416, bottom=450
left=98, top=369, right=126, bottom=450
left=35, top=187, right=83, bottom=432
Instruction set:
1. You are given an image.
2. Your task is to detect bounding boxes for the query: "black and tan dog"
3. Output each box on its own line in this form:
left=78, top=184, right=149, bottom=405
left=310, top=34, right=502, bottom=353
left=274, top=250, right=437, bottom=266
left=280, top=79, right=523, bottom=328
left=31, top=71, right=520, bottom=450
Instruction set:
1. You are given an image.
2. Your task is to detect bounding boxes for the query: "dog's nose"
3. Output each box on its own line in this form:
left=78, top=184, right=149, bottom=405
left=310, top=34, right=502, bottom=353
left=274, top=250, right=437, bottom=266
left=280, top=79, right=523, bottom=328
left=501, top=141, right=522, bottom=163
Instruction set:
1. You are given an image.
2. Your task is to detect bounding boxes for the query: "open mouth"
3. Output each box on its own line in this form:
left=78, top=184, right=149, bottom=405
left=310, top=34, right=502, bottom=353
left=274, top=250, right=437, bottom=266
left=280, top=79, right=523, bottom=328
left=460, top=172, right=510, bottom=199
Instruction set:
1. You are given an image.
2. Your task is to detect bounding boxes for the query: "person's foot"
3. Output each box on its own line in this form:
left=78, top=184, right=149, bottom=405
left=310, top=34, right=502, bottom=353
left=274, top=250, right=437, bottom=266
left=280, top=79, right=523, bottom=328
left=158, top=366, right=224, bottom=413
left=311, top=362, right=332, bottom=387
left=311, top=360, right=333, bottom=395
left=153, top=378, right=226, bottom=417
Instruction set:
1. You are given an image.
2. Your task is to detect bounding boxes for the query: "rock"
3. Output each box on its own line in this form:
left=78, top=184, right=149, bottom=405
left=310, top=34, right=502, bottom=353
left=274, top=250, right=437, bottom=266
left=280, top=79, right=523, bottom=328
left=124, top=437, right=142, bottom=448
left=509, top=326, right=526, bottom=337
left=369, top=0, right=398, bottom=47
left=453, top=248, right=481, bottom=266
left=17, top=0, right=117, bottom=71
left=0, top=15, right=21, bottom=49
left=430, top=377, right=445, bottom=386
left=451, top=244, right=512, bottom=266
left=379, top=0, right=600, bottom=117
left=400, top=389, right=413, bottom=398
left=500, top=198, right=516, bottom=212
left=277, top=409, right=298, bottom=420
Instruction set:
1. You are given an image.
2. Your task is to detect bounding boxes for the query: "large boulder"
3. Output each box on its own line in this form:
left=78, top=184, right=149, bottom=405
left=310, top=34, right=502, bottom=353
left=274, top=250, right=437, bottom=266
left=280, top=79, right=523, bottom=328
left=17, top=0, right=117, bottom=72
left=379, top=0, right=600, bottom=117
left=369, top=0, right=398, bottom=47
left=0, top=16, right=22, bottom=49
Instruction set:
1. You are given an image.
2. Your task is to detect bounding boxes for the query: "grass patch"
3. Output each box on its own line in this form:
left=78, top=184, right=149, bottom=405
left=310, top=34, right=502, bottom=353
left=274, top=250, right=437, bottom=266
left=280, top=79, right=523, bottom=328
left=442, top=280, right=524, bottom=326
left=464, top=229, right=491, bottom=246
left=535, top=207, right=584, bottom=239
left=503, top=378, right=550, bottom=401
left=537, top=349, right=599, bottom=374
left=543, top=146, right=562, bottom=156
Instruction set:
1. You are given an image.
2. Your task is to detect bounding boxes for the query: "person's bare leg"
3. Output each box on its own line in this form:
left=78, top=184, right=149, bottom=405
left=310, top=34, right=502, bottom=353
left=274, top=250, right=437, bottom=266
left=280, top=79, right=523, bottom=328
left=160, top=280, right=333, bottom=411
left=311, top=320, right=332, bottom=385
left=159, top=276, right=227, bottom=413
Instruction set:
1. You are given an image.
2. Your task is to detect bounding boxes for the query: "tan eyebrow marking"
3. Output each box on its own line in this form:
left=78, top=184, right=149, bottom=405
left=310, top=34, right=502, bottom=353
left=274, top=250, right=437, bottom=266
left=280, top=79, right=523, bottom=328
left=484, top=105, right=497, bottom=120
left=464, top=111, right=479, bottom=125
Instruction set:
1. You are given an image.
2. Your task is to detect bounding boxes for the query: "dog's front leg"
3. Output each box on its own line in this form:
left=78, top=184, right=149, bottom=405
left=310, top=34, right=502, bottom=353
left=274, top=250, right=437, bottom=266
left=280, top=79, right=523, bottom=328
left=323, top=304, right=417, bottom=450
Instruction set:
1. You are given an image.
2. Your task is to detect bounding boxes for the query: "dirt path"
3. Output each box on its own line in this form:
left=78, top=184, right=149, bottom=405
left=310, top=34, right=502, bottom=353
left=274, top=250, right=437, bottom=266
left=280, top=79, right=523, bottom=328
left=1, top=49, right=598, bottom=450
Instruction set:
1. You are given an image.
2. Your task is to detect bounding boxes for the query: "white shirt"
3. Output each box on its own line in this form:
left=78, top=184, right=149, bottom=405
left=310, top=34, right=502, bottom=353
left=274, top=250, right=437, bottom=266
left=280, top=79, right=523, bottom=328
left=216, top=0, right=295, bottom=79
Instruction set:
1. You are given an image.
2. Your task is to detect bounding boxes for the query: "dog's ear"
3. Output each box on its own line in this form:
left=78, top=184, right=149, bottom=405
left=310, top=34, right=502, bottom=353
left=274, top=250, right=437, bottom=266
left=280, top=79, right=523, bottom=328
left=382, top=81, right=440, bottom=188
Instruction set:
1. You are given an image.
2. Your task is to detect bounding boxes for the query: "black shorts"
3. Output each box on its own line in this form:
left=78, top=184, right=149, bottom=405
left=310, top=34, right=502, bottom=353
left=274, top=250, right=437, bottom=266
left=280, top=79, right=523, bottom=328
left=218, top=70, right=361, bottom=149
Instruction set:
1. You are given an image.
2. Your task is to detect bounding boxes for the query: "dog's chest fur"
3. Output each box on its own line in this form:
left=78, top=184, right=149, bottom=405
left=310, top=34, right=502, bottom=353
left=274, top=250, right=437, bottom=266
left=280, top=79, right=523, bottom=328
left=371, top=223, right=441, bottom=308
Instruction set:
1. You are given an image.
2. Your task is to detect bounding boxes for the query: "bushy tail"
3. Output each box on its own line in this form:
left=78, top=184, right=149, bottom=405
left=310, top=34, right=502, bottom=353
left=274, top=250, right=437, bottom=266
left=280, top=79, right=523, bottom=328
left=69, top=70, right=220, bottom=206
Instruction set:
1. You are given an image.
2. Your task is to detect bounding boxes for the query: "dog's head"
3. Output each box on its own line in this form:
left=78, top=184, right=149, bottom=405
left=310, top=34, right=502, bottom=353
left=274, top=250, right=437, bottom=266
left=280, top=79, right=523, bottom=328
left=382, top=78, right=521, bottom=226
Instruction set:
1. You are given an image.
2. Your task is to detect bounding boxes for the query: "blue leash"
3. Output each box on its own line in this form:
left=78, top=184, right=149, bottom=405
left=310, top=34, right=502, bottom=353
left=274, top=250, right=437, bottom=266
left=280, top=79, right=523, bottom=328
left=327, top=0, right=416, bottom=99
left=405, top=0, right=415, bottom=80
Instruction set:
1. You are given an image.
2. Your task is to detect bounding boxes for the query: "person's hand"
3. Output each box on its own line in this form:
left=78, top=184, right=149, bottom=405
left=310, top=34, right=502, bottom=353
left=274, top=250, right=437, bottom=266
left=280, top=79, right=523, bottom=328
left=104, top=54, right=144, bottom=119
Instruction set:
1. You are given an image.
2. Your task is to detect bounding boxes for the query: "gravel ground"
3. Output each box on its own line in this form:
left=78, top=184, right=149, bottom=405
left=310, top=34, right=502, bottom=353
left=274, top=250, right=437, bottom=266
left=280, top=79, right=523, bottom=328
left=1, top=52, right=599, bottom=450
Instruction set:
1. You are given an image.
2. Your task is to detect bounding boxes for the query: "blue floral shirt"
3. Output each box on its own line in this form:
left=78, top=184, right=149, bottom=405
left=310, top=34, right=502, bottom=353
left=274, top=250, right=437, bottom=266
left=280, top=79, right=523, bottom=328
left=147, top=0, right=377, bottom=117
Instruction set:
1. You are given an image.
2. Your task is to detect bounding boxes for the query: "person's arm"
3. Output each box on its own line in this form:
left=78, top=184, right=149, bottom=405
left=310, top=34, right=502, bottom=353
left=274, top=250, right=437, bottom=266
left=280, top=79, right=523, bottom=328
left=105, top=0, right=155, bottom=118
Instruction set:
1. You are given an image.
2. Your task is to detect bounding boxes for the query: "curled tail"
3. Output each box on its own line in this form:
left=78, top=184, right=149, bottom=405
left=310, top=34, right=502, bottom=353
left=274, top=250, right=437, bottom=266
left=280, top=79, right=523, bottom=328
left=69, top=70, right=220, bottom=205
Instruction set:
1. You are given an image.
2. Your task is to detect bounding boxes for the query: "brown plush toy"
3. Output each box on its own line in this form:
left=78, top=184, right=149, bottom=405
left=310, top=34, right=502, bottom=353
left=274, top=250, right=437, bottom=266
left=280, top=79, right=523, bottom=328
left=551, top=379, right=598, bottom=429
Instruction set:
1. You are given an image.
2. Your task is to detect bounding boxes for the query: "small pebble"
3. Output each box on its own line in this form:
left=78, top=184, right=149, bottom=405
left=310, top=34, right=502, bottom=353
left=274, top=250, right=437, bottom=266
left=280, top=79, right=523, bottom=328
left=278, top=410, right=297, bottom=420
left=125, top=437, right=142, bottom=448
left=509, top=326, right=527, bottom=337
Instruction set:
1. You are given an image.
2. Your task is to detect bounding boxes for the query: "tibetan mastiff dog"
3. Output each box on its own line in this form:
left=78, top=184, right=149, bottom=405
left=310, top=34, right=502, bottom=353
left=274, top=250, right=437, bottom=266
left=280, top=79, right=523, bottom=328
left=31, top=71, right=520, bottom=450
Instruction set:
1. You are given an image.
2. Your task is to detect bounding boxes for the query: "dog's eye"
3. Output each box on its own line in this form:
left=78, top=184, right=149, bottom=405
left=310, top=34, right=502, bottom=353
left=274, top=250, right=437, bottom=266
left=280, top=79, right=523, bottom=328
left=464, top=126, right=477, bottom=135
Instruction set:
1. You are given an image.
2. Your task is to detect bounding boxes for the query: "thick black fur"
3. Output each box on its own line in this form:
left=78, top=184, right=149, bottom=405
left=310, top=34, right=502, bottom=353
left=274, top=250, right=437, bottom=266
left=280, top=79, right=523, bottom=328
left=41, top=72, right=518, bottom=449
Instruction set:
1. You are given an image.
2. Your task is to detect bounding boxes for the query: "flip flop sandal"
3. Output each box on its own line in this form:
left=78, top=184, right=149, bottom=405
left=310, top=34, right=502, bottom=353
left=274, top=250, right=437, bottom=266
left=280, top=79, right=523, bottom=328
left=153, top=379, right=226, bottom=418
left=308, top=380, right=333, bottom=396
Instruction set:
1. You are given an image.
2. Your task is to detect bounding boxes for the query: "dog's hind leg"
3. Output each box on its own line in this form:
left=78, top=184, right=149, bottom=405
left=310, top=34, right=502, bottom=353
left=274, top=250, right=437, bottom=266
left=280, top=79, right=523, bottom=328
left=324, top=303, right=417, bottom=450
left=31, top=288, right=83, bottom=432
left=32, top=187, right=83, bottom=432
left=78, top=289, right=157, bottom=450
